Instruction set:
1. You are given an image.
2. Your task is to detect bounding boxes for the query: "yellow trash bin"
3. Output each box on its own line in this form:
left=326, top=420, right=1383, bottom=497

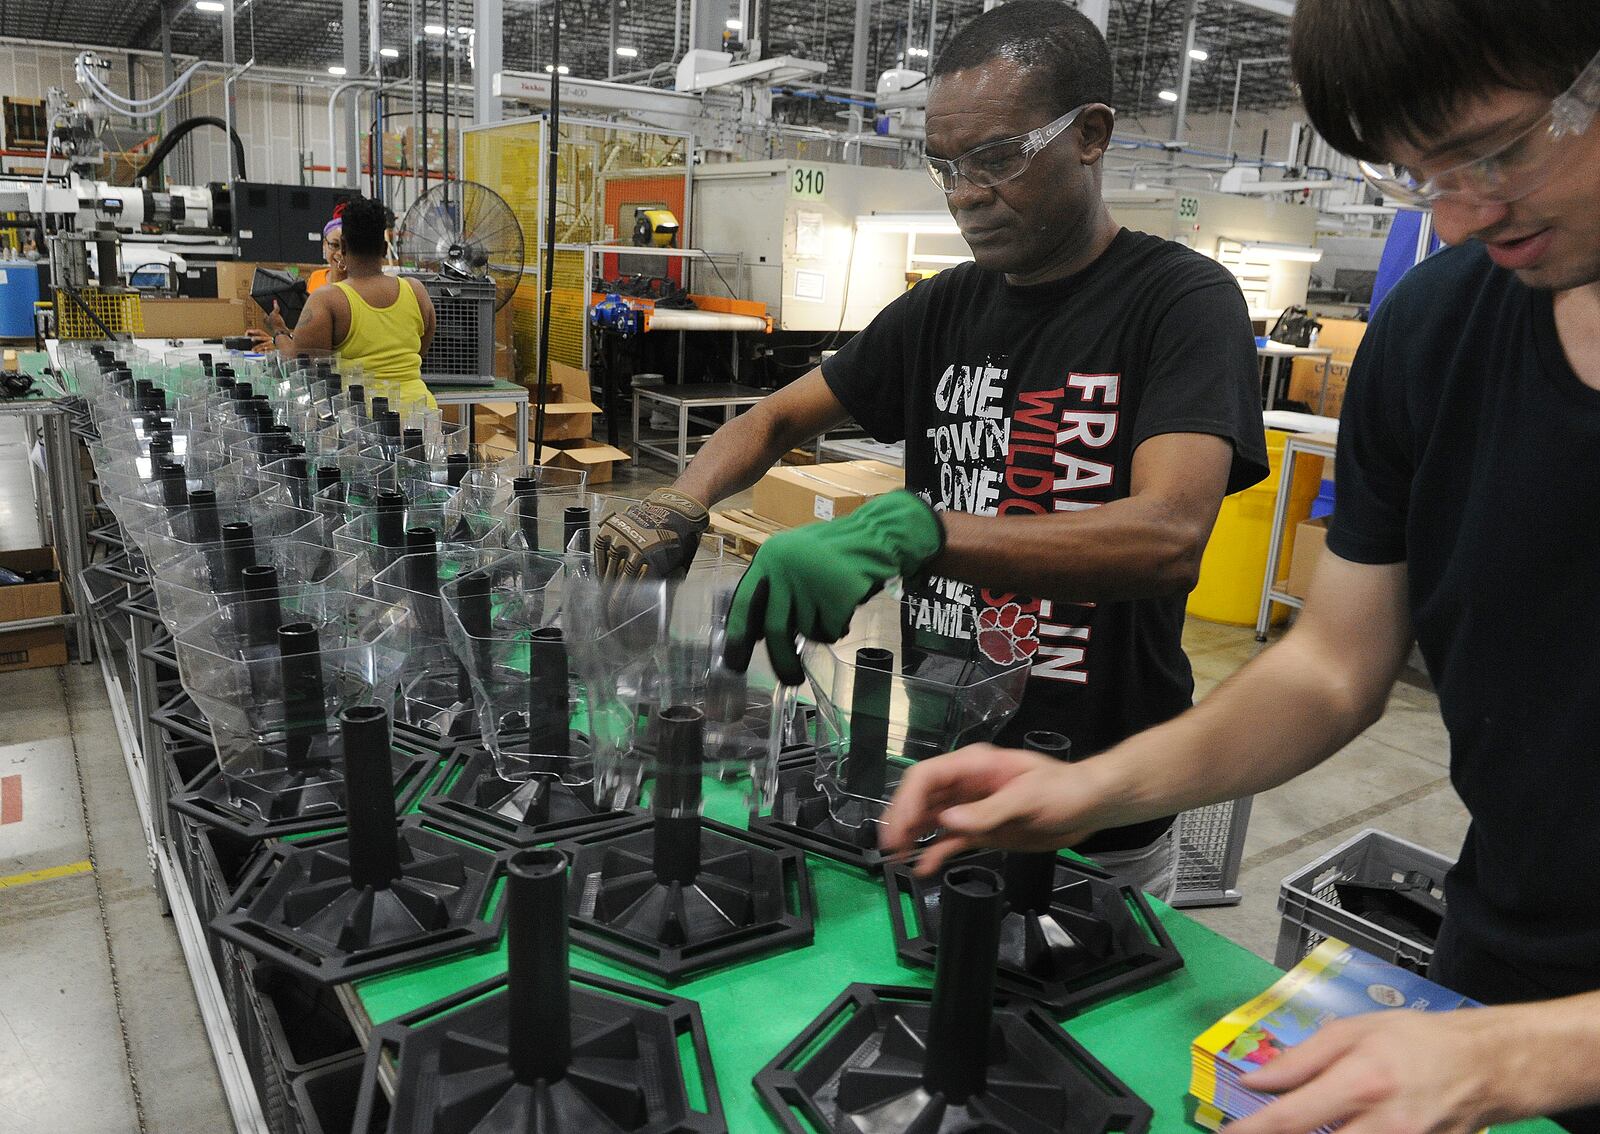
left=1187, top=430, right=1324, bottom=627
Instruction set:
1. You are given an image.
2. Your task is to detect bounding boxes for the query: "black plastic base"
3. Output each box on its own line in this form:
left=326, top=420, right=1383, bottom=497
left=755, top=983, right=1152, bottom=1134
left=420, top=745, right=636, bottom=849
left=558, top=815, right=815, bottom=983
left=254, top=959, right=362, bottom=1076
left=351, top=968, right=728, bottom=1134
left=150, top=687, right=215, bottom=748
left=169, top=743, right=434, bottom=842
left=293, top=1053, right=385, bottom=1134
left=883, top=852, right=1184, bottom=1015
left=747, top=761, right=900, bottom=875
left=213, top=816, right=510, bottom=985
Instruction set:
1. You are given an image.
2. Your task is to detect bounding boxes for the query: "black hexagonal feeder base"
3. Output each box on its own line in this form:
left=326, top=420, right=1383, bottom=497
left=558, top=815, right=814, bottom=983
left=419, top=743, right=635, bottom=849
left=209, top=707, right=510, bottom=984
left=168, top=741, right=434, bottom=842
left=351, top=847, right=728, bottom=1134
left=747, top=758, right=900, bottom=875
left=883, top=851, right=1184, bottom=1015
left=754, top=982, right=1152, bottom=1134
left=213, top=815, right=508, bottom=985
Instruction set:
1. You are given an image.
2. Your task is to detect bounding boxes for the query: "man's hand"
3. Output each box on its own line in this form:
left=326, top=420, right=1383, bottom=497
left=1231, top=1010, right=1507, bottom=1134
left=723, top=490, right=943, bottom=685
left=593, top=488, right=710, bottom=582
left=879, top=744, right=1112, bottom=875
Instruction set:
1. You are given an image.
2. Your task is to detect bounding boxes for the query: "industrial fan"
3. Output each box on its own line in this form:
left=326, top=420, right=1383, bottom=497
left=396, top=181, right=524, bottom=311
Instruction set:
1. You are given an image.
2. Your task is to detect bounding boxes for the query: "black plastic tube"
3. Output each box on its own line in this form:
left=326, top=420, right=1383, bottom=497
left=147, top=433, right=174, bottom=461
left=315, top=464, right=342, bottom=499
left=511, top=477, right=540, bottom=548
left=456, top=569, right=493, bottom=689
left=403, top=526, right=439, bottom=594
left=844, top=647, right=893, bottom=798
left=369, top=396, right=389, bottom=420
left=283, top=456, right=311, bottom=509
left=374, top=489, right=407, bottom=548
left=401, top=427, right=424, bottom=458
left=220, top=521, right=257, bottom=589
left=240, top=565, right=281, bottom=648
left=563, top=506, right=590, bottom=554
left=348, top=385, right=366, bottom=420
left=188, top=489, right=221, bottom=544
left=653, top=705, right=705, bottom=885
left=231, top=382, right=253, bottom=403
left=340, top=706, right=401, bottom=890
left=134, top=116, right=247, bottom=182
left=278, top=622, right=326, bottom=771
left=526, top=627, right=570, bottom=760
left=1002, top=731, right=1075, bottom=915
left=445, top=453, right=469, bottom=488
left=922, top=865, right=1004, bottom=1103
left=505, top=848, right=572, bottom=1083
left=155, top=459, right=188, bottom=508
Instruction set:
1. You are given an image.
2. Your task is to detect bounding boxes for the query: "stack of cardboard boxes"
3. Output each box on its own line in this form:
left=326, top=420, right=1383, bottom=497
left=710, top=459, right=907, bottom=558
left=0, top=548, right=66, bottom=673
left=471, top=361, right=629, bottom=483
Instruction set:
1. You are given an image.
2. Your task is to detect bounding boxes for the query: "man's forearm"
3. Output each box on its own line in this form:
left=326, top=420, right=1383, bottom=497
left=1083, top=628, right=1395, bottom=831
left=936, top=496, right=1209, bottom=603
left=673, top=410, right=797, bottom=508
left=1498, top=992, right=1600, bottom=1120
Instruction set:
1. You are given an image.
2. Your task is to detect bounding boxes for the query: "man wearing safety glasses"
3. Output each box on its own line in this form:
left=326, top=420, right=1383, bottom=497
left=883, top=2, right=1600, bottom=1132
left=594, top=0, right=1268, bottom=899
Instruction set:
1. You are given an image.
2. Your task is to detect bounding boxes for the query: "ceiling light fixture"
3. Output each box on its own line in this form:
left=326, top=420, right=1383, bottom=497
left=379, top=46, right=400, bottom=57
left=328, top=64, right=348, bottom=75
left=423, top=23, right=446, bottom=35
left=725, top=18, right=741, bottom=29
left=195, top=1, right=225, bottom=11
left=543, top=63, right=570, bottom=74
left=616, top=45, right=639, bottom=57
left=1158, top=89, right=1179, bottom=102
left=457, top=25, right=472, bottom=33
left=1188, top=48, right=1208, bottom=61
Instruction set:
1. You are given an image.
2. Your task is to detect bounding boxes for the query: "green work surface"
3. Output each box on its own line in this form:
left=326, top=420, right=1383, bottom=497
left=351, top=779, right=1564, bottom=1134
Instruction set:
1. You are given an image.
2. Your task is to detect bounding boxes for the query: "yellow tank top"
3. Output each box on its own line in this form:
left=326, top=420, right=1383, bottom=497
left=333, top=278, right=437, bottom=411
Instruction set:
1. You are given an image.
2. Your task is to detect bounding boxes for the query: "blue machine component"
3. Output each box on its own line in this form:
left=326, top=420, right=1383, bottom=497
left=0, top=260, right=42, bottom=338
left=589, top=292, right=645, bottom=337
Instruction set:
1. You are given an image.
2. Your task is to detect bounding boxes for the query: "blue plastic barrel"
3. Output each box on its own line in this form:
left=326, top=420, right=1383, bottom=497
left=0, top=261, right=41, bottom=337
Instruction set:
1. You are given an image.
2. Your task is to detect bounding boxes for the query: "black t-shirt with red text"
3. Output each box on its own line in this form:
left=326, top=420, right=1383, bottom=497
left=822, top=228, right=1267, bottom=852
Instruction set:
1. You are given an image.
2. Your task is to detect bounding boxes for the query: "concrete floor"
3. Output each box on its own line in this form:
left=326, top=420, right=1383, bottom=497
left=0, top=417, right=1469, bottom=1132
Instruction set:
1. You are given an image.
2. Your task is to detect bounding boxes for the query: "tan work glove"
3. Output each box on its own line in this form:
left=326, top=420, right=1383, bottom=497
left=593, top=487, right=710, bottom=584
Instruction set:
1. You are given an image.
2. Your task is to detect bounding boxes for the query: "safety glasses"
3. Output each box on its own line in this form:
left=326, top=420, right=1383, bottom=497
left=926, top=104, right=1100, bottom=194
left=1360, top=45, right=1600, bottom=205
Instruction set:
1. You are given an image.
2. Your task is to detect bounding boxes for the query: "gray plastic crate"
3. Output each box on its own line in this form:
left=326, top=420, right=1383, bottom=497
left=1275, top=828, right=1453, bottom=973
left=414, top=273, right=496, bottom=381
left=1171, top=796, right=1254, bottom=908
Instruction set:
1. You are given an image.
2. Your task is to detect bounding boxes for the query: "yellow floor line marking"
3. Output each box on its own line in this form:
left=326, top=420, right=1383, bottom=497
left=0, top=859, right=94, bottom=890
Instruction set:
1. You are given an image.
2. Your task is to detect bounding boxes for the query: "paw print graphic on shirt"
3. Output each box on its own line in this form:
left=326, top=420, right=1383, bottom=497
left=976, top=603, right=1039, bottom=666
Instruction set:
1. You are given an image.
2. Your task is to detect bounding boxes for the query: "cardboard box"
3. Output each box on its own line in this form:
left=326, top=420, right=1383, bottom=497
left=0, top=548, right=63, bottom=624
left=537, top=440, right=630, bottom=485
left=0, top=627, right=66, bottom=672
left=753, top=459, right=906, bottom=529
left=1285, top=517, right=1330, bottom=600
left=138, top=298, right=248, bottom=340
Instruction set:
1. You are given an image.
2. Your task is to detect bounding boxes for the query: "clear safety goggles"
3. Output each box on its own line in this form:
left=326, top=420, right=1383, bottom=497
left=1359, top=45, right=1600, bottom=205
left=926, top=104, right=1102, bottom=194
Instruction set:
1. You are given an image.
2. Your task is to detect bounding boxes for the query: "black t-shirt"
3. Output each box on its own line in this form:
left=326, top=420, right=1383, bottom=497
left=822, top=228, right=1268, bottom=853
left=1330, top=240, right=1600, bottom=1003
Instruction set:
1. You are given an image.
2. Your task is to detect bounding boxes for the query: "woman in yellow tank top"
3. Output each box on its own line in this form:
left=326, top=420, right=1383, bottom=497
left=250, top=196, right=438, bottom=412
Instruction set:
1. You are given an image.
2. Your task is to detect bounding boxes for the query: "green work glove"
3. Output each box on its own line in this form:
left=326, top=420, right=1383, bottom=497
left=724, top=490, right=944, bottom=685
left=593, top=487, right=710, bottom=582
